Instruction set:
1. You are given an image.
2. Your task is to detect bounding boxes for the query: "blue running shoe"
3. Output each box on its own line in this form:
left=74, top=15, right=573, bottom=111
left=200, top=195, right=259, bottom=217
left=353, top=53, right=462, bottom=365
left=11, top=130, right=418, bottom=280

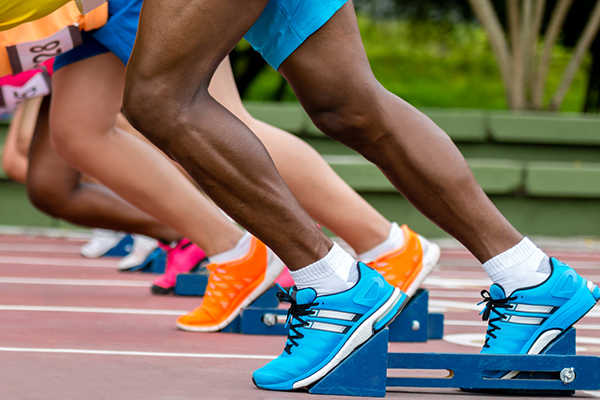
left=252, top=262, right=408, bottom=391
left=480, top=257, right=600, bottom=379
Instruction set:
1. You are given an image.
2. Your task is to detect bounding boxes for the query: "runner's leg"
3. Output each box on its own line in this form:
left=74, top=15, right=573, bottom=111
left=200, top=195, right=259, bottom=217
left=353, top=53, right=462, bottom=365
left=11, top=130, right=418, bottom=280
left=124, top=0, right=331, bottom=270
left=278, top=2, right=522, bottom=263
left=50, top=52, right=243, bottom=256
left=209, top=58, right=390, bottom=254
left=27, top=96, right=182, bottom=242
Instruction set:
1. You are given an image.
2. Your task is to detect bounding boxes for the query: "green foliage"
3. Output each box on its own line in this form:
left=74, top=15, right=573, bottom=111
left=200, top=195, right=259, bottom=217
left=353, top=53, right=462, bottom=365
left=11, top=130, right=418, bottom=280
left=241, top=16, right=589, bottom=111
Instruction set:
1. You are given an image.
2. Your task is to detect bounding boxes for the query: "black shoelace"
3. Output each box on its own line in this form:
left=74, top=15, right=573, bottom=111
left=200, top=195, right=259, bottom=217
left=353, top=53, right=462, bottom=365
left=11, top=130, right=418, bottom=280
left=478, top=289, right=517, bottom=348
left=277, top=286, right=319, bottom=355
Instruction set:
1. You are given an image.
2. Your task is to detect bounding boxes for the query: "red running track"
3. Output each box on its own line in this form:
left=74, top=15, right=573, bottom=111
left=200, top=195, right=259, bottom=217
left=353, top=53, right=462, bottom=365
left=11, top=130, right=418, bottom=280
left=0, top=234, right=599, bottom=399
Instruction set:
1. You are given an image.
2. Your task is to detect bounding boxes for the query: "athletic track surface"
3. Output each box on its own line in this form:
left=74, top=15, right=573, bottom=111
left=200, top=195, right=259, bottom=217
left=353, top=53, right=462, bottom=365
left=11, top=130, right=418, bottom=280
left=1, top=234, right=599, bottom=399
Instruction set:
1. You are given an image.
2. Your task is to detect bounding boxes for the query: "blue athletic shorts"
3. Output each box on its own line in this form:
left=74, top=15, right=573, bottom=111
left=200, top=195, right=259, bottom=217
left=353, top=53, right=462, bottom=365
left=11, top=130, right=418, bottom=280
left=244, top=0, right=349, bottom=70
left=54, top=0, right=141, bottom=71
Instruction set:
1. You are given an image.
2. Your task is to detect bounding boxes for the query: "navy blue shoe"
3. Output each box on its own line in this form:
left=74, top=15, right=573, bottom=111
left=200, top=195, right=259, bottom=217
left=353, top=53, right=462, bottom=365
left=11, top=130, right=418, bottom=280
left=480, top=257, right=600, bottom=379
left=252, top=262, right=408, bottom=391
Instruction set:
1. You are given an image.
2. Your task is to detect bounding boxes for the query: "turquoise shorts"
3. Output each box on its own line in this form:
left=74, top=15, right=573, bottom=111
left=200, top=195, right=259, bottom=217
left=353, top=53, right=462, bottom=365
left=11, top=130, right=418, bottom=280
left=244, top=0, right=349, bottom=70
left=54, top=0, right=142, bottom=70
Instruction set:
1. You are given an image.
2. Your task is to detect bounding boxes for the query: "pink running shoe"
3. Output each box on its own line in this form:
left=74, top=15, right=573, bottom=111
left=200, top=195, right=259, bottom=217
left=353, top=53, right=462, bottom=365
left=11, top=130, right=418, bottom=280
left=151, top=238, right=206, bottom=295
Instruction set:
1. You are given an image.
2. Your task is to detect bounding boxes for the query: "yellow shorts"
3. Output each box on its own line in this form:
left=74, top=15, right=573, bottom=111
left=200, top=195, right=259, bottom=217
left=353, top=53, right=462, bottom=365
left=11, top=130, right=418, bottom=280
left=0, top=0, right=75, bottom=31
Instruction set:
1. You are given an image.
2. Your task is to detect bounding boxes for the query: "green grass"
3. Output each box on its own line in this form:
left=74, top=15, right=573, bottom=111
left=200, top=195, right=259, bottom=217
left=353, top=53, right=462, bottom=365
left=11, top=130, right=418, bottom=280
left=242, top=16, right=590, bottom=112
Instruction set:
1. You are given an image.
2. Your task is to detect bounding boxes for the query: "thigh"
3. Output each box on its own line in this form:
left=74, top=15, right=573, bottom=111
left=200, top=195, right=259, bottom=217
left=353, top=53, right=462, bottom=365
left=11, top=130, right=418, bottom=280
left=50, top=52, right=125, bottom=143
left=277, top=1, right=378, bottom=113
left=126, top=0, right=269, bottom=99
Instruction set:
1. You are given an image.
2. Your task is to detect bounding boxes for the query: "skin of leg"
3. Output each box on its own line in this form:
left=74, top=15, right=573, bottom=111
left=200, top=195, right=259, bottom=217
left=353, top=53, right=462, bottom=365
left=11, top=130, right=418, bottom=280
left=27, top=96, right=181, bottom=242
left=115, top=112, right=196, bottom=184
left=17, top=96, right=42, bottom=154
left=123, top=0, right=331, bottom=270
left=278, top=2, right=523, bottom=264
left=49, top=52, right=243, bottom=256
left=1, top=101, right=29, bottom=183
left=209, top=58, right=391, bottom=254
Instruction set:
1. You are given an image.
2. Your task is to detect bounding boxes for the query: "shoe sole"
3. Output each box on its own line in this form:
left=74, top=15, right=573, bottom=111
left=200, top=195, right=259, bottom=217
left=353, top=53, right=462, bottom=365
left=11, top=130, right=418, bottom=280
left=151, top=284, right=174, bottom=295
left=117, top=251, right=157, bottom=271
left=258, top=287, right=408, bottom=391
left=404, top=242, right=440, bottom=298
left=498, top=280, right=600, bottom=379
left=176, top=255, right=285, bottom=332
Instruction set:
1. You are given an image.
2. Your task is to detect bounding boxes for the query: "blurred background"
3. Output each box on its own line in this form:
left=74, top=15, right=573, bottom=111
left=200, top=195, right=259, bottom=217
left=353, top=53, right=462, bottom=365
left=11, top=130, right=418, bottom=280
left=3, top=0, right=600, bottom=240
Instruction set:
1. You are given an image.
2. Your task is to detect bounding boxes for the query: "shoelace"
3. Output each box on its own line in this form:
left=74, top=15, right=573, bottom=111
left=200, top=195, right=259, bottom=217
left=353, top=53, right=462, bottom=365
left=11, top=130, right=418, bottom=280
left=478, top=289, right=517, bottom=348
left=277, top=285, right=319, bottom=355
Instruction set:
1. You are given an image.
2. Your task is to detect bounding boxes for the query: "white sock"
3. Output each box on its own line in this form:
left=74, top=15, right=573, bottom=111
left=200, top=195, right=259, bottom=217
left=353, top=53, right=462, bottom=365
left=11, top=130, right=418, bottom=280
left=290, top=243, right=358, bottom=296
left=482, top=237, right=550, bottom=296
left=358, top=222, right=406, bottom=263
left=208, top=231, right=252, bottom=264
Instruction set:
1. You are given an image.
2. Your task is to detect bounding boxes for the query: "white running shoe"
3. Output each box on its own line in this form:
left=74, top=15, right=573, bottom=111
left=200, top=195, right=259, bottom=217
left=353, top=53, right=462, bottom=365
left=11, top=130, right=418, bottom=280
left=118, top=235, right=159, bottom=270
left=80, top=229, right=126, bottom=258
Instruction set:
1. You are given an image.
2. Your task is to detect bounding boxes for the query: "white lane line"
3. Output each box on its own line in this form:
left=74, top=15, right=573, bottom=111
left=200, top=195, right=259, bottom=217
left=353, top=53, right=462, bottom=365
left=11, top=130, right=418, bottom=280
left=0, top=305, right=184, bottom=315
left=424, top=277, right=492, bottom=289
left=0, top=277, right=150, bottom=287
left=0, top=243, right=81, bottom=253
left=429, top=291, right=481, bottom=299
left=0, top=256, right=117, bottom=268
left=429, top=299, right=482, bottom=312
left=0, top=347, right=276, bottom=360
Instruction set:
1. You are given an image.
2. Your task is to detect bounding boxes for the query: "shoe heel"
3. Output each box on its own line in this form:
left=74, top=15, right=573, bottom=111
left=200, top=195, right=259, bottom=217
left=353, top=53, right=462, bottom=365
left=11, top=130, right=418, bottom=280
left=587, top=280, right=600, bottom=301
left=374, top=289, right=408, bottom=331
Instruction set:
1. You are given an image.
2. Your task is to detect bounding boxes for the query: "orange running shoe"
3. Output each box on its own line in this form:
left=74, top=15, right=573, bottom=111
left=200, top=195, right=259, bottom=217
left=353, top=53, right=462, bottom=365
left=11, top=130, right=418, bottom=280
left=176, top=236, right=284, bottom=332
left=367, top=225, right=440, bottom=297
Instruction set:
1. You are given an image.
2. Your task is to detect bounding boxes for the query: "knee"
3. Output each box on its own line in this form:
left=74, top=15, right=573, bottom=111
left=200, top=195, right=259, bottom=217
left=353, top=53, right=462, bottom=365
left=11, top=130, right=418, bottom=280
left=48, top=118, right=88, bottom=166
left=306, top=85, right=388, bottom=149
left=1, top=155, right=27, bottom=184
left=123, top=75, right=203, bottom=151
left=27, top=173, right=70, bottom=218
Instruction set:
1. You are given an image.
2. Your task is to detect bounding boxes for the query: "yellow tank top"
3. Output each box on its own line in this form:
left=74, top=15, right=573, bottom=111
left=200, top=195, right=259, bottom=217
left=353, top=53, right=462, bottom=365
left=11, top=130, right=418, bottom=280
left=0, top=0, right=74, bottom=32
left=0, top=2, right=108, bottom=77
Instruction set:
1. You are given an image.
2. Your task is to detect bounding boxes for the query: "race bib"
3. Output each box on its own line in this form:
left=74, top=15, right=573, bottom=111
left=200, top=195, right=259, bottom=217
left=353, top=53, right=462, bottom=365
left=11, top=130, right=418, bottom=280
left=75, top=0, right=108, bottom=15
left=6, top=24, right=82, bottom=74
left=0, top=69, right=51, bottom=111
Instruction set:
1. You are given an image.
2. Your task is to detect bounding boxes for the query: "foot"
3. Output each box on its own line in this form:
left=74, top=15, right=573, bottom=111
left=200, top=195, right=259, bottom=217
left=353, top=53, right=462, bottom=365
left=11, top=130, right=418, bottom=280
left=80, top=229, right=126, bottom=258
left=118, top=235, right=158, bottom=271
left=367, top=225, right=440, bottom=297
left=176, top=237, right=284, bottom=332
left=151, top=238, right=206, bottom=295
left=252, top=262, right=408, bottom=391
left=479, top=257, right=600, bottom=378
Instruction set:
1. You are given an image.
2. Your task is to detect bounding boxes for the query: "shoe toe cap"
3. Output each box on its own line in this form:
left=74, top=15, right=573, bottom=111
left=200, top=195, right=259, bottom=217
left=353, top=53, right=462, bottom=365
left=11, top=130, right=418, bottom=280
left=252, top=365, right=295, bottom=388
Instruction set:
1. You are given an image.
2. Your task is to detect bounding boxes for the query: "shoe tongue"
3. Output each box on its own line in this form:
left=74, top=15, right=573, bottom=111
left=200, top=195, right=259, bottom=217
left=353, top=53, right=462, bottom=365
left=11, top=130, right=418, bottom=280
left=489, top=284, right=506, bottom=300
left=292, top=287, right=317, bottom=305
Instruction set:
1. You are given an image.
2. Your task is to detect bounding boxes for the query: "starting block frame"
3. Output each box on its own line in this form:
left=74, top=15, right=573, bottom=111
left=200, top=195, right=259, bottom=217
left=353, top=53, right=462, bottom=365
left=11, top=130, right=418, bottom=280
left=308, top=327, right=600, bottom=397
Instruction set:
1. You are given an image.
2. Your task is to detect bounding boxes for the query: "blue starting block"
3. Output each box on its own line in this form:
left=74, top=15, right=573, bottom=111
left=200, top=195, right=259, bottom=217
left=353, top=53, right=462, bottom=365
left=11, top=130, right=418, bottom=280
left=120, top=248, right=167, bottom=274
left=387, top=289, right=443, bottom=341
left=174, top=264, right=210, bottom=296
left=308, top=327, right=600, bottom=397
left=102, top=234, right=134, bottom=257
left=239, top=289, right=443, bottom=342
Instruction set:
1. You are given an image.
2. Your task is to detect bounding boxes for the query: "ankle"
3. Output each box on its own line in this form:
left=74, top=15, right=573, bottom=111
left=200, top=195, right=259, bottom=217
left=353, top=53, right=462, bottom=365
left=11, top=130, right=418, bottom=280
left=208, top=231, right=252, bottom=264
left=482, top=237, right=550, bottom=295
left=358, top=222, right=405, bottom=263
left=290, top=243, right=357, bottom=296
